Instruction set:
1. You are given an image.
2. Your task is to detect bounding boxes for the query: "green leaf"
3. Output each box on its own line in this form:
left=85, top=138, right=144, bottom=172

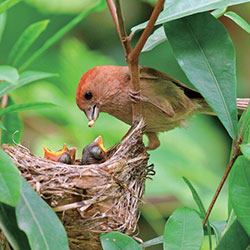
left=183, top=177, right=212, bottom=249
left=24, top=0, right=105, bottom=14
left=163, top=207, right=203, bottom=250
left=210, top=221, right=226, bottom=243
left=0, top=12, right=7, bottom=44
left=0, top=0, right=21, bottom=14
left=0, top=102, right=57, bottom=116
left=0, top=71, right=57, bottom=97
left=16, top=179, right=69, bottom=250
left=211, top=7, right=228, bottom=18
left=100, top=232, right=142, bottom=250
left=143, top=235, right=164, bottom=247
left=20, top=2, right=105, bottom=71
left=8, top=19, right=50, bottom=66
left=238, top=104, right=250, bottom=143
left=229, top=156, right=250, bottom=236
left=241, top=144, right=250, bottom=161
left=0, top=202, right=31, bottom=250
left=132, top=0, right=250, bottom=32
left=1, top=97, right=23, bottom=144
left=0, top=149, right=22, bottom=206
left=0, top=121, right=6, bottom=130
left=142, top=26, right=167, bottom=52
left=224, top=11, right=250, bottom=34
left=0, top=65, right=19, bottom=85
left=164, top=12, right=238, bottom=140
left=215, top=219, right=250, bottom=250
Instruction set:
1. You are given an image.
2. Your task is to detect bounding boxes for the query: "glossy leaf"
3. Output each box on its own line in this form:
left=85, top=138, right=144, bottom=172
left=142, top=26, right=167, bottom=52
left=132, top=0, right=250, bottom=32
left=229, top=156, right=250, bottom=236
left=0, top=149, right=22, bottom=206
left=0, top=202, right=31, bottom=250
left=8, top=19, right=50, bottom=66
left=0, top=12, right=7, bottom=43
left=210, top=221, right=226, bottom=243
left=183, top=177, right=212, bottom=249
left=0, top=65, right=19, bottom=85
left=215, top=219, right=250, bottom=250
left=16, top=179, right=69, bottom=250
left=0, top=102, right=57, bottom=116
left=100, top=232, right=142, bottom=250
left=241, top=144, right=250, bottom=160
left=163, top=207, right=203, bottom=250
left=164, top=12, right=238, bottom=140
left=1, top=97, right=23, bottom=144
left=224, top=11, right=250, bottom=34
left=20, top=1, right=105, bottom=71
left=0, top=0, right=21, bottom=14
left=0, top=71, right=57, bottom=97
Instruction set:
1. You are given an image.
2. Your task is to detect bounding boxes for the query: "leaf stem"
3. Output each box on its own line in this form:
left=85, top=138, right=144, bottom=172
left=202, top=143, right=242, bottom=228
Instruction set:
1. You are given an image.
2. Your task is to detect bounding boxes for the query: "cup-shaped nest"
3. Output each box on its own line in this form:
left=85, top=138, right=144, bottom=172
left=2, top=120, right=153, bottom=250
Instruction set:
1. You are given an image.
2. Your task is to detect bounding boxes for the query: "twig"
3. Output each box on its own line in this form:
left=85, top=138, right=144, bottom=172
left=202, top=143, right=242, bottom=228
left=106, top=0, right=165, bottom=123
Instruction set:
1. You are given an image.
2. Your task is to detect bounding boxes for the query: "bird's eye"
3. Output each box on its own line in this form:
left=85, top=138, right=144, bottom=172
left=84, top=90, right=93, bottom=100
left=92, top=147, right=104, bottom=160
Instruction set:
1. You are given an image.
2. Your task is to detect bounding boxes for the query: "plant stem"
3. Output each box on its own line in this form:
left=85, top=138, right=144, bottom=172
left=202, top=144, right=241, bottom=228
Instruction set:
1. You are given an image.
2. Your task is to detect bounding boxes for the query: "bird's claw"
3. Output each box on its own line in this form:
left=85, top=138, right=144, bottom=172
left=128, top=89, right=143, bottom=103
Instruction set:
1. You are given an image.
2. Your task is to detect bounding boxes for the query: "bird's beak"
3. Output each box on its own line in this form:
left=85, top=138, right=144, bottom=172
left=94, top=136, right=107, bottom=153
left=84, top=104, right=99, bottom=127
left=43, top=144, right=68, bottom=161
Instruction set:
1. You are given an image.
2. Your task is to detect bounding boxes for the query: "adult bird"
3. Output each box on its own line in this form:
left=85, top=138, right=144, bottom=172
left=76, top=65, right=249, bottom=150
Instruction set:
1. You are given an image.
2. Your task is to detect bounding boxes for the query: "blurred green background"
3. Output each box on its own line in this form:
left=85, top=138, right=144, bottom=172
left=1, top=0, right=249, bottom=249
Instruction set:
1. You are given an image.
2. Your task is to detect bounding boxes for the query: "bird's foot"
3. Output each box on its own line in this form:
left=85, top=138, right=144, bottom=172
left=128, top=89, right=144, bottom=103
left=145, top=132, right=160, bottom=150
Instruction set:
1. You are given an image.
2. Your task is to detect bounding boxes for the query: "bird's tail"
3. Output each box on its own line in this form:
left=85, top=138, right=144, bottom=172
left=197, top=98, right=250, bottom=115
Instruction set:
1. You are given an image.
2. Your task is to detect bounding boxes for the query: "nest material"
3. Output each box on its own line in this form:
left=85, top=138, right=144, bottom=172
left=2, top=120, right=153, bottom=250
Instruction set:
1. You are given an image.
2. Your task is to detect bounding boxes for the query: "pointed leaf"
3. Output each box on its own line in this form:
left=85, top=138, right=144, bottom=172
left=0, top=65, right=19, bottom=85
left=238, top=104, right=250, bottom=143
left=164, top=12, right=238, bottom=140
left=0, top=202, right=31, bottom=250
left=229, top=156, right=250, bottom=236
left=0, top=102, right=57, bottom=116
left=215, top=219, right=250, bottom=250
left=8, top=19, right=50, bottom=66
left=142, top=26, right=167, bottom=52
left=0, top=71, right=57, bottom=97
left=1, top=97, right=23, bottom=144
left=224, top=11, right=250, bottom=34
left=0, top=12, right=7, bottom=43
left=0, top=149, right=22, bottom=206
left=132, top=0, right=250, bottom=32
left=143, top=235, right=164, bottom=247
left=16, top=179, right=69, bottom=250
left=0, top=0, right=21, bottom=14
left=240, top=144, right=250, bottom=160
left=163, top=207, right=203, bottom=250
left=100, top=232, right=142, bottom=250
left=20, top=2, right=105, bottom=71
left=211, top=7, right=228, bottom=18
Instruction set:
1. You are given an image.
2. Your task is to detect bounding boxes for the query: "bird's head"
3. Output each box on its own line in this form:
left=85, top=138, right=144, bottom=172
left=76, top=65, right=129, bottom=127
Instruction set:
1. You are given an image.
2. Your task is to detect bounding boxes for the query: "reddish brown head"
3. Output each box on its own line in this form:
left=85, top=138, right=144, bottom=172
left=76, top=65, right=129, bottom=127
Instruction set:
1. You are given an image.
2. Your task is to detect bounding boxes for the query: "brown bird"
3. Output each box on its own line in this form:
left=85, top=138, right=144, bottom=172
left=43, top=144, right=76, bottom=164
left=76, top=65, right=249, bottom=150
left=81, top=136, right=107, bottom=165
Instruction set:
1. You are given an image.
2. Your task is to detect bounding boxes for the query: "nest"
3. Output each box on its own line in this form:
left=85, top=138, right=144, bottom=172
left=2, top=120, right=153, bottom=250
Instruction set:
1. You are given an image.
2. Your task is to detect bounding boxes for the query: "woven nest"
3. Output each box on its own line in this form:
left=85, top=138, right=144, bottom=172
left=2, top=120, right=154, bottom=250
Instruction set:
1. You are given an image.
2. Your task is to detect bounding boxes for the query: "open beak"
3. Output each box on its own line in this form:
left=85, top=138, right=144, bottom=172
left=43, top=144, right=68, bottom=161
left=94, top=136, right=107, bottom=153
left=84, top=104, right=99, bottom=127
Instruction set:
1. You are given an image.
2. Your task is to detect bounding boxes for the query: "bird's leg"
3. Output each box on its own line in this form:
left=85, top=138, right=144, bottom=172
left=145, top=132, right=160, bottom=150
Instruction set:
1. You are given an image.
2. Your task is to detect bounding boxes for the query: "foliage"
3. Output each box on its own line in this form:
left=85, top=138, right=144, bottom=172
left=0, top=0, right=249, bottom=249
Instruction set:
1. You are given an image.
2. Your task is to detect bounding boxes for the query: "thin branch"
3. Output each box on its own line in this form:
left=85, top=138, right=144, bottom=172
left=129, top=0, right=165, bottom=61
left=202, top=144, right=241, bottom=228
left=106, top=0, right=120, bottom=38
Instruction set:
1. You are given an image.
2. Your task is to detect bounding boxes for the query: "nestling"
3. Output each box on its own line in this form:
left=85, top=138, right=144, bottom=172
left=76, top=65, right=249, bottom=150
